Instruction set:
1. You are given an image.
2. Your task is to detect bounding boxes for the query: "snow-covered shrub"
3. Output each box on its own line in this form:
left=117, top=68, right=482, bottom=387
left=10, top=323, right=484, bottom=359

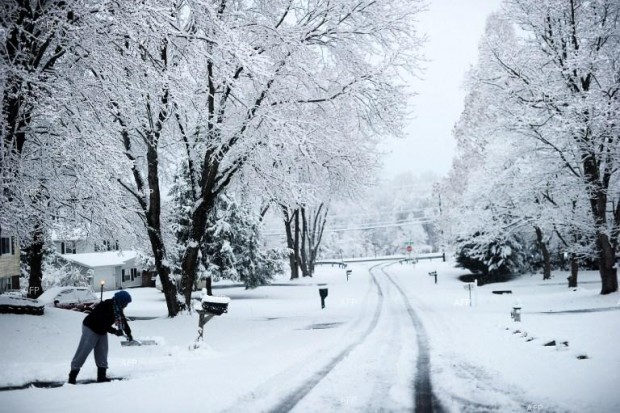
left=455, top=232, right=527, bottom=277
left=42, top=254, right=92, bottom=289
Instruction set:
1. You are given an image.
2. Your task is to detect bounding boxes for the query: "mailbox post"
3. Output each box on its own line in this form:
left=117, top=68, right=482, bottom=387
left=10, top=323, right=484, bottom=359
left=193, top=290, right=230, bottom=348
left=429, top=271, right=437, bottom=284
left=318, top=286, right=328, bottom=309
left=463, top=282, right=476, bottom=307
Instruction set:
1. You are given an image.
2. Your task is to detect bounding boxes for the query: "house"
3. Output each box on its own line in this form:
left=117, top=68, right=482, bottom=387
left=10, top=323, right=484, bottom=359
left=52, top=229, right=122, bottom=255
left=60, top=250, right=145, bottom=291
left=0, top=232, right=20, bottom=293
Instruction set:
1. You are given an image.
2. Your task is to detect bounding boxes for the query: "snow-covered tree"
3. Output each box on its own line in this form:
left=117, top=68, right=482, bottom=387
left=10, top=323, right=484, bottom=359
left=443, top=4, right=619, bottom=292
left=67, top=1, right=192, bottom=316
left=1, top=0, right=137, bottom=297
left=171, top=0, right=425, bottom=305
left=3, top=1, right=427, bottom=311
left=497, top=1, right=618, bottom=293
left=1, top=0, right=78, bottom=297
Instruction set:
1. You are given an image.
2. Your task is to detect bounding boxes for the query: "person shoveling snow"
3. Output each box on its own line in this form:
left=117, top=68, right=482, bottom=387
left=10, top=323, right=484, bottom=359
left=67, top=290, right=133, bottom=384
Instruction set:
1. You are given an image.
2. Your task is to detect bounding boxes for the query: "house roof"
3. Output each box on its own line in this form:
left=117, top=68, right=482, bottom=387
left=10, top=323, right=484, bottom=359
left=61, top=250, right=138, bottom=268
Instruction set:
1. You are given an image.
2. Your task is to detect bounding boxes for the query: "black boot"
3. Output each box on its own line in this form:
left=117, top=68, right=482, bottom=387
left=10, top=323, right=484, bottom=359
left=97, top=367, right=111, bottom=383
left=68, top=369, right=79, bottom=384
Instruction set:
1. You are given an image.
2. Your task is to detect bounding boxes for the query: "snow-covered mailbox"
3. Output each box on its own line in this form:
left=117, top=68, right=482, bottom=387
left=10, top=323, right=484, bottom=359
left=200, top=294, right=230, bottom=315
left=193, top=291, right=231, bottom=347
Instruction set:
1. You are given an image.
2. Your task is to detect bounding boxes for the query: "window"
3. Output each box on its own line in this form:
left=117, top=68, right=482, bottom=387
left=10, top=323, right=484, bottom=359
left=102, top=240, right=120, bottom=251
left=0, top=273, right=18, bottom=292
left=123, top=268, right=138, bottom=282
left=61, top=241, right=76, bottom=254
left=0, top=237, right=14, bottom=255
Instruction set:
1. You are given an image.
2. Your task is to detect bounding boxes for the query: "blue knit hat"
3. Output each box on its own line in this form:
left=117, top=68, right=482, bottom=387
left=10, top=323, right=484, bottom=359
left=114, top=290, right=132, bottom=306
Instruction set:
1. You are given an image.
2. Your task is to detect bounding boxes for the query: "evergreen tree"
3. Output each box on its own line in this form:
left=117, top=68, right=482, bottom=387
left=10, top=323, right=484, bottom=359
left=168, top=162, right=193, bottom=288
left=169, top=169, right=284, bottom=291
left=202, top=194, right=284, bottom=290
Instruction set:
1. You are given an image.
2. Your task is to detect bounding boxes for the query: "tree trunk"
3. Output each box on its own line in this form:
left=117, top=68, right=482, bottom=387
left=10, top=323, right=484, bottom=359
left=26, top=226, right=44, bottom=299
left=301, top=204, right=328, bottom=278
left=597, top=233, right=618, bottom=294
left=181, top=245, right=200, bottom=306
left=152, top=255, right=177, bottom=316
left=145, top=132, right=179, bottom=316
left=534, top=226, right=552, bottom=280
left=299, top=207, right=310, bottom=277
left=283, top=207, right=299, bottom=280
left=567, top=254, right=578, bottom=288
left=180, top=190, right=216, bottom=308
left=144, top=213, right=177, bottom=317
left=294, top=211, right=301, bottom=278
left=205, top=276, right=213, bottom=296
left=582, top=154, right=618, bottom=294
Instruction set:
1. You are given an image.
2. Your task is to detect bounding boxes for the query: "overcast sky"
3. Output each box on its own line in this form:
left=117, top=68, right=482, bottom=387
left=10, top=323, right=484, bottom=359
left=380, top=0, right=502, bottom=179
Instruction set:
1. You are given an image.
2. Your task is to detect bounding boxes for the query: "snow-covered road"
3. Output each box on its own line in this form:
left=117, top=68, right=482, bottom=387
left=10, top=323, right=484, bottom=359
left=263, top=263, right=431, bottom=412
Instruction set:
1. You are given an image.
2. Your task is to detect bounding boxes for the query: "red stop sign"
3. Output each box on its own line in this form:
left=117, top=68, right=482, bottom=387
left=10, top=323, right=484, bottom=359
left=406, top=245, right=413, bottom=253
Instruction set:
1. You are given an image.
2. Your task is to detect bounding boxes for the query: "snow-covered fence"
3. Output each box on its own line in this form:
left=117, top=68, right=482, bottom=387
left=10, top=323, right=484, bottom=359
left=315, top=260, right=347, bottom=268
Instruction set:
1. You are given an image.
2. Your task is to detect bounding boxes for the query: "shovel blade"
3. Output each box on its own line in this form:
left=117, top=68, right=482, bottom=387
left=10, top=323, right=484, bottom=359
left=121, top=339, right=158, bottom=347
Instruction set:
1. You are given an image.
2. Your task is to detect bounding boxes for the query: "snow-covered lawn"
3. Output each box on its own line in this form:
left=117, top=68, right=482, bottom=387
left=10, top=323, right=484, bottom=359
left=0, top=260, right=618, bottom=412
left=392, top=261, right=620, bottom=413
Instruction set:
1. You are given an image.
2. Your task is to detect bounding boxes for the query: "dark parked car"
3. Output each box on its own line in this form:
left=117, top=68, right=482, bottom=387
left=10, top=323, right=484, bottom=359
left=36, top=287, right=99, bottom=313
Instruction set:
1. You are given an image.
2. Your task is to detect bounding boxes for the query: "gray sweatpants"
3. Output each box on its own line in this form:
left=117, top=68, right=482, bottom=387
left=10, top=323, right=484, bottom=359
left=71, top=325, right=108, bottom=370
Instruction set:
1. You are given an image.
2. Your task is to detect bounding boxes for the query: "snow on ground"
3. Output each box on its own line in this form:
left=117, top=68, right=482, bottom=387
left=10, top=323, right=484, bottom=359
left=0, top=260, right=618, bottom=413
left=385, top=260, right=620, bottom=413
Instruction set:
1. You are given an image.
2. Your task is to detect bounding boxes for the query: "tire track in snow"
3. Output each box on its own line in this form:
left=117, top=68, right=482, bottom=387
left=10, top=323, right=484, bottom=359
left=381, top=267, right=445, bottom=413
left=266, top=264, right=386, bottom=413
left=383, top=266, right=565, bottom=413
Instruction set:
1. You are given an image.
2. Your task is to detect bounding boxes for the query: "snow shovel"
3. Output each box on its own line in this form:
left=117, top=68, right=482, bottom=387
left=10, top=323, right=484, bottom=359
left=121, top=337, right=158, bottom=347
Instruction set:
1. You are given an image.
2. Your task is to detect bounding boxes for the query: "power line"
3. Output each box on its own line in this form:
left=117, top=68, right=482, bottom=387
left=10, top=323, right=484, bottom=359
left=263, top=217, right=437, bottom=236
